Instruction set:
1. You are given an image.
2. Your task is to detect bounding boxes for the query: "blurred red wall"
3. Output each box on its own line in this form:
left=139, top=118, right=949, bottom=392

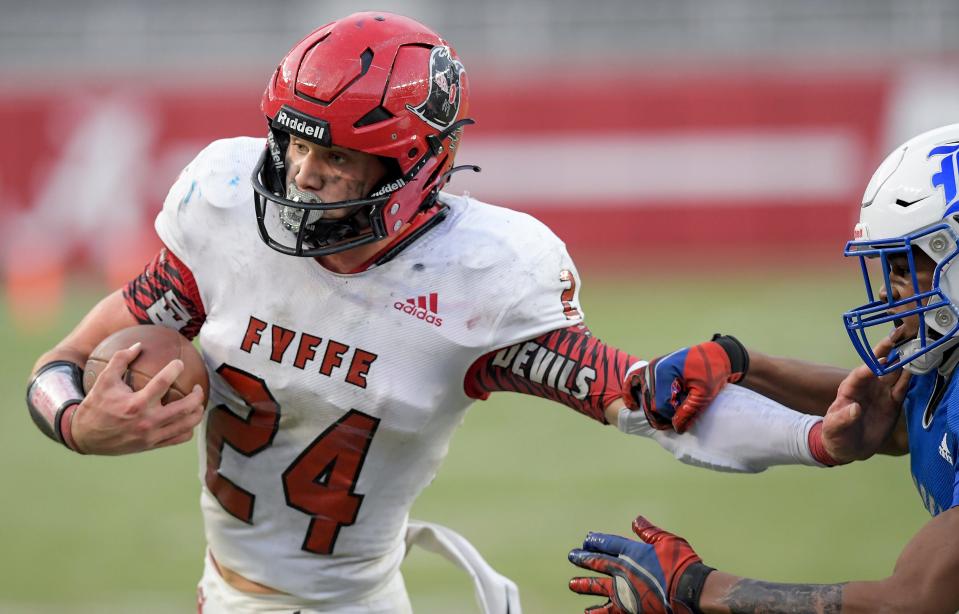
left=0, top=67, right=892, bottom=324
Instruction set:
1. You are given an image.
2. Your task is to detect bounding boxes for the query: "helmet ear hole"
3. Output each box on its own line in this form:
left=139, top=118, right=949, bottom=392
left=354, top=106, right=394, bottom=128
left=375, top=158, right=403, bottom=188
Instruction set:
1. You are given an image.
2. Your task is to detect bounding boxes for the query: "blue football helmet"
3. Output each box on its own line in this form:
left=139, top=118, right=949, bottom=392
left=844, top=124, right=959, bottom=375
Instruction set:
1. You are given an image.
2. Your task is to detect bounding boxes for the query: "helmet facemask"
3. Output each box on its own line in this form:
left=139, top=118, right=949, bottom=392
left=252, top=114, right=475, bottom=258
left=844, top=220, right=959, bottom=375
left=280, top=182, right=376, bottom=248
left=252, top=127, right=399, bottom=257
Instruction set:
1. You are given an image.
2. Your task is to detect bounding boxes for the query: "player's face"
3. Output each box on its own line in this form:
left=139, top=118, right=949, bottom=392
left=879, top=248, right=936, bottom=336
left=285, top=136, right=387, bottom=219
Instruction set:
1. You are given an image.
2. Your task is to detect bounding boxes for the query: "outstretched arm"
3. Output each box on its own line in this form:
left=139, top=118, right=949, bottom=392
left=466, top=327, right=904, bottom=471
left=661, top=334, right=912, bottom=463
left=465, top=328, right=833, bottom=472
left=739, top=350, right=849, bottom=416
left=634, top=335, right=848, bottom=430
left=701, top=506, right=959, bottom=614
left=570, top=508, right=959, bottom=614
left=739, top=328, right=910, bottom=419
left=464, top=324, right=639, bottom=424
left=464, top=327, right=744, bottom=427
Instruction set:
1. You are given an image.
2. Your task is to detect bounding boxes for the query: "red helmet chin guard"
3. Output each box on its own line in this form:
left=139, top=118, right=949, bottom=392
left=252, top=11, right=475, bottom=257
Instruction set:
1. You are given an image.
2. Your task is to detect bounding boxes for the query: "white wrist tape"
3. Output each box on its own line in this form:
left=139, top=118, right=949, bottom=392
left=618, top=383, right=822, bottom=473
left=26, top=361, right=85, bottom=444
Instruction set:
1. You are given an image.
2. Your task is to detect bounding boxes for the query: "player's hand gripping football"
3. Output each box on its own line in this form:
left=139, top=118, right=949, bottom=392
left=626, top=334, right=749, bottom=433
left=569, top=516, right=711, bottom=614
left=821, top=331, right=911, bottom=463
left=72, top=343, right=205, bottom=455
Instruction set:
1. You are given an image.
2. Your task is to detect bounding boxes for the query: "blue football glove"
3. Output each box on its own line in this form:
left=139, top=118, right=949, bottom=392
left=568, top=516, right=713, bottom=614
left=626, top=334, right=749, bottom=433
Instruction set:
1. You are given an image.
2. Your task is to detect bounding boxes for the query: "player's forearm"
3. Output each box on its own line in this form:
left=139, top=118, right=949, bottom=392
left=33, top=346, right=89, bottom=375
left=703, top=508, right=959, bottom=614
left=699, top=572, right=924, bottom=614
left=32, top=290, right=137, bottom=375
left=740, top=350, right=848, bottom=416
left=703, top=574, right=909, bottom=614
left=698, top=571, right=844, bottom=613
left=465, top=326, right=639, bottom=424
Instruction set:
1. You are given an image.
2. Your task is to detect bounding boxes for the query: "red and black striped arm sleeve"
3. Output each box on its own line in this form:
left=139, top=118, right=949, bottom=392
left=464, top=325, right=640, bottom=424
left=122, top=247, right=206, bottom=340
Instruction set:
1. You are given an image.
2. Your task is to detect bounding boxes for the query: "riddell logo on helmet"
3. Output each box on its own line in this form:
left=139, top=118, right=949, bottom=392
left=371, top=178, right=407, bottom=197
left=394, top=293, right=442, bottom=327
left=273, top=106, right=330, bottom=146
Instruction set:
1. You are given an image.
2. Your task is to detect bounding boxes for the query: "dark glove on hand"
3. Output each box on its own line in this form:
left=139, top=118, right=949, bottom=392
left=626, top=334, right=748, bottom=433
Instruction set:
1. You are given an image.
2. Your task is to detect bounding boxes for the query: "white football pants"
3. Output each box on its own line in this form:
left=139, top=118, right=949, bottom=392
left=197, top=519, right=521, bottom=613
left=197, top=550, right=413, bottom=614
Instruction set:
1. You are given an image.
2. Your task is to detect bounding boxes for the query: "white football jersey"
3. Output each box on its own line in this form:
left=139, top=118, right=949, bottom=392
left=154, top=137, right=585, bottom=603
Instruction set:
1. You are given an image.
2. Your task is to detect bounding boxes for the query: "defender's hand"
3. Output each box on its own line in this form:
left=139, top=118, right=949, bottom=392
left=626, top=335, right=749, bottom=433
left=822, top=334, right=910, bottom=463
left=569, top=517, right=708, bottom=614
left=72, top=344, right=205, bottom=455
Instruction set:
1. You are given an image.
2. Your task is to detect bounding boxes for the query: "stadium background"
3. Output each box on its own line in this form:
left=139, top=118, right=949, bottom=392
left=1, top=0, right=957, bottom=611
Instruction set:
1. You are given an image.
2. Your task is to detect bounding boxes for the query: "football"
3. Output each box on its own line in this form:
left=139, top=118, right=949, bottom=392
left=83, top=325, right=209, bottom=404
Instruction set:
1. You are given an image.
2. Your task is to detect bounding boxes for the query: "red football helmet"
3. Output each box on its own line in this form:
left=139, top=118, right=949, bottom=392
left=252, top=11, right=474, bottom=257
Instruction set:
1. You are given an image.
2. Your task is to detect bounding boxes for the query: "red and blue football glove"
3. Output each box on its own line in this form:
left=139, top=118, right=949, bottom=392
left=569, top=516, right=713, bottom=614
left=626, top=334, right=749, bottom=433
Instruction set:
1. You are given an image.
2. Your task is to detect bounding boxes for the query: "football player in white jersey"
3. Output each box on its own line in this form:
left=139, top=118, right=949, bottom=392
left=25, top=12, right=842, bottom=613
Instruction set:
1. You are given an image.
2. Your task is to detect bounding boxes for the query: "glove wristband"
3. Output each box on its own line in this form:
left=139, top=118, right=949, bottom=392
left=673, top=562, right=714, bottom=614
left=711, top=334, right=749, bottom=382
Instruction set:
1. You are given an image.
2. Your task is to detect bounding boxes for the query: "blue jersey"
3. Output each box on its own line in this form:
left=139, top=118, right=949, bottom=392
left=903, top=369, right=959, bottom=516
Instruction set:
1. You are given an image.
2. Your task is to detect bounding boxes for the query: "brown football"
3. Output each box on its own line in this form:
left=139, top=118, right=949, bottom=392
left=83, top=325, right=209, bottom=404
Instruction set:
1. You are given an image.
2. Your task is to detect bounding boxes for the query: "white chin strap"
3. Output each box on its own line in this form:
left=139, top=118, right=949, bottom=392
left=900, top=339, right=940, bottom=374
left=901, top=336, right=959, bottom=375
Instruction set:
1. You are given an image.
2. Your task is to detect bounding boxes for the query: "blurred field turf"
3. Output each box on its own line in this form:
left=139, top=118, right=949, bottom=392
left=0, top=269, right=928, bottom=613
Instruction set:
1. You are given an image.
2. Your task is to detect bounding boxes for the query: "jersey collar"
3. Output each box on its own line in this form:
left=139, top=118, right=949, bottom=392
left=343, top=204, right=450, bottom=274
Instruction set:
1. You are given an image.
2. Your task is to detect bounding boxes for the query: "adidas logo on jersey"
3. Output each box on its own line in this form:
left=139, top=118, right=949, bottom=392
left=393, top=293, right=442, bottom=327
left=940, top=433, right=954, bottom=465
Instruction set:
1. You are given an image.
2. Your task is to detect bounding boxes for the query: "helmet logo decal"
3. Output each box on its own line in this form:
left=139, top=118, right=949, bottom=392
left=272, top=105, right=331, bottom=147
left=406, top=46, right=464, bottom=129
left=370, top=178, right=407, bottom=197
left=929, top=141, right=959, bottom=216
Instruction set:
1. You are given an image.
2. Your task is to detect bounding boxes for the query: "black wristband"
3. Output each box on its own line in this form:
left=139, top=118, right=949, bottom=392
left=674, top=562, right=715, bottom=614
left=711, top=333, right=749, bottom=380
